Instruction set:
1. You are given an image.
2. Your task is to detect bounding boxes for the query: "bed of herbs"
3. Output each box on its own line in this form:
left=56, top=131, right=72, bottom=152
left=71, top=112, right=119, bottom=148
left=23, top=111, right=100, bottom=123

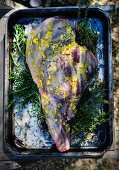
left=8, top=17, right=109, bottom=146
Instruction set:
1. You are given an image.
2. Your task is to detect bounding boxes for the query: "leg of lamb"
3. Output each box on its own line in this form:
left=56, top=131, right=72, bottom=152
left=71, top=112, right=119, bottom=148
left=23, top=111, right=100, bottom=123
left=26, top=16, right=98, bottom=152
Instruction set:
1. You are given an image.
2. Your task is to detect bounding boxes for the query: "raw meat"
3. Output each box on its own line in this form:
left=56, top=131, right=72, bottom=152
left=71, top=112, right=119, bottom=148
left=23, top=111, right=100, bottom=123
left=26, top=17, right=98, bottom=152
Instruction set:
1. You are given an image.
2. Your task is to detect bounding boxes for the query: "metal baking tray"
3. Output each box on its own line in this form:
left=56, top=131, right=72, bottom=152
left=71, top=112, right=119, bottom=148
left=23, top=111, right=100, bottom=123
left=3, top=7, right=113, bottom=160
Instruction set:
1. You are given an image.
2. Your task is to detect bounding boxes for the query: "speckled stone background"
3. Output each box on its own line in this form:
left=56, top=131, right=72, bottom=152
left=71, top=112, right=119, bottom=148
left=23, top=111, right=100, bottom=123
left=0, top=0, right=119, bottom=170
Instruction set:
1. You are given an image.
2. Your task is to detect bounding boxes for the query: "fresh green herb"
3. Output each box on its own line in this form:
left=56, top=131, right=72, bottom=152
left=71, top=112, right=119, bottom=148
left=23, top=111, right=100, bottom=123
left=76, top=0, right=100, bottom=55
left=9, top=24, right=44, bottom=120
left=70, top=78, right=109, bottom=141
left=76, top=20, right=99, bottom=55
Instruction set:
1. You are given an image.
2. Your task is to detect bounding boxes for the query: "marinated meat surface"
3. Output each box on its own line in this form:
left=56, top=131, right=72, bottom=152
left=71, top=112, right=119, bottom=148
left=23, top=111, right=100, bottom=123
left=26, top=17, right=98, bottom=152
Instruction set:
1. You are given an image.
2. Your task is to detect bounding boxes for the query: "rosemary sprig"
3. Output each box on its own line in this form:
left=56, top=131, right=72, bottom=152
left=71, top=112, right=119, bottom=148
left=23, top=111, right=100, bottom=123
left=76, top=19, right=100, bottom=55
left=70, top=78, right=109, bottom=140
left=9, top=24, right=44, bottom=119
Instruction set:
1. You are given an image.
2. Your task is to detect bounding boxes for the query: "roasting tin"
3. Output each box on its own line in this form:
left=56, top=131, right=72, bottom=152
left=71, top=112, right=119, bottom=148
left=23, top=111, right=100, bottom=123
left=3, top=7, right=113, bottom=160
